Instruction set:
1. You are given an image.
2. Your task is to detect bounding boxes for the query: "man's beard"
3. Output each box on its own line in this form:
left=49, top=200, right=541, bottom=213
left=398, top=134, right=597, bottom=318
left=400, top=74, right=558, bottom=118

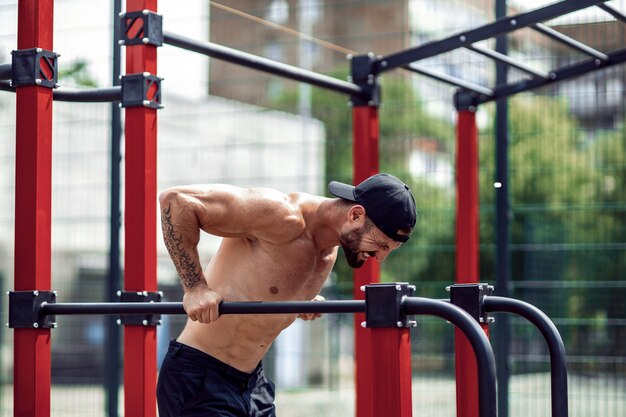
left=339, top=227, right=367, bottom=268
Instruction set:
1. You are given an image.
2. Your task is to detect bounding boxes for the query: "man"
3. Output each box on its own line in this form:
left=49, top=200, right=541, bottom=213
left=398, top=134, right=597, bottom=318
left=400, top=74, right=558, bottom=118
left=156, top=173, right=417, bottom=417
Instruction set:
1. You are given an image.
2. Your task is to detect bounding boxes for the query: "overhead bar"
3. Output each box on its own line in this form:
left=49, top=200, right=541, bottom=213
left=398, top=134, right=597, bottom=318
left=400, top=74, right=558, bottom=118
left=404, top=63, right=494, bottom=97
left=478, top=47, right=626, bottom=104
left=163, top=31, right=363, bottom=98
left=597, top=3, right=626, bottom=24
left=465, top=44, right=550, bottom=79
left=531, top=23, right=609, bottom=61
left=376, top=0, right=608, bottom=73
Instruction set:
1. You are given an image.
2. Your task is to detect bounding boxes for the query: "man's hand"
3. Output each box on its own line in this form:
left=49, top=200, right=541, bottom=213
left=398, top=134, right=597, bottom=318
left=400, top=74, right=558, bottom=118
left=298, top=294, right=325, bottom=321
left=183, top=286, right=224, bottom=324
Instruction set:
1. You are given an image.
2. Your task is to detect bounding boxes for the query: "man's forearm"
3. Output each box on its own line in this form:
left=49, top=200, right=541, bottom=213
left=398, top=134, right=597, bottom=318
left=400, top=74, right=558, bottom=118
left=161, top=204, right=206, bottom=291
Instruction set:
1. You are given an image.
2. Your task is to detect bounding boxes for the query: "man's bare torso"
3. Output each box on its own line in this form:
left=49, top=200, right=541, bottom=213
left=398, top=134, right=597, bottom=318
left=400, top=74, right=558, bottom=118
left=177, top=192, right=339, bottom=373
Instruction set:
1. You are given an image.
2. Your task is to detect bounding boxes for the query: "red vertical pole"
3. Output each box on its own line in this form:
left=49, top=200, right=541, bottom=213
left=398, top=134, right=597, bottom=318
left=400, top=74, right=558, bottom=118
left=455, top=109, right=487, bottom=417
left=123, top=1, right=158, bottom=417
left=13, top=1, right=54, bottom=417
left=371, top=328, right=413, bottom=417
left=352, top=105, right=379, bottom=417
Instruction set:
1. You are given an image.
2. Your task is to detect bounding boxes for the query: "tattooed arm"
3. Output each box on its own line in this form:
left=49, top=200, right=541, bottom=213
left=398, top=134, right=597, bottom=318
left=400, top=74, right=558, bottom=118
left=159, top=188, right=224, bottom=323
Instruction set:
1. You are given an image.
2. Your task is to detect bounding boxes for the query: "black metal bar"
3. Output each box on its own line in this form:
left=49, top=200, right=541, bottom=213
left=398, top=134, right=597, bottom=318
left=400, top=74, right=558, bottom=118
left=107, top=1, right=123, bottom=415
left=479, top=47, right=626, bottom=104
left=53, top=86, right=122, bottom=102
left=597, top=3, right=626, bottom=24
left=0, top=80, right=14, bottom=92
left=0, top=63, right=11, bottom=80
left=403, top=63, right=494, bottom=97
left=494, top=2, right=511, bottom=414
left=377, top=0, right=608, bottom=73
left=402, top=297, right=497, bottom=417
left=465, top=44, right=549, bottom=79
left=163, top=31, right=363, bottom=98
left=40, top=300, right=366, bottom=316
left=484, top=296, right=568, bottom=417
left=531, top=23, right=609, bottom=61
left=0, top=81, right=122, bottom=102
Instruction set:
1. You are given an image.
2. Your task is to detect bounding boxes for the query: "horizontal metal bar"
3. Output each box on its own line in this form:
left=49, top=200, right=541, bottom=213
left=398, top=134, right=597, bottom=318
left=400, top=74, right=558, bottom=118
left=0, top=81, right=122, bottom=102
left=378, top=0, right=607, bottom=73
left=484, top=296, right=568, bottom=417
left=52, top=86, right=122, bottom=102
left=465, top=43, right=550, bottom=79
left=163, top=31, right=363, bottom=98
left=40, top=300, right=366, bottom=316
left=481, top=46, right=626, bottom=104
left=0, top=63, right=11, bottom=80
left=531, top=23, right=609, bottom=61
left=402, top=297, right=496, bottom=417
left=404, top=63, right=494, bottom=97
left=0, top=80, right=13, bottom=92
left=597, top=3, right=626, bottom=24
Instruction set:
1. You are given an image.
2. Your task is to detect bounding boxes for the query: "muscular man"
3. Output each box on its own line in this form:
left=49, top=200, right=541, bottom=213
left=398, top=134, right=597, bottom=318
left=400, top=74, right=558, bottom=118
left=156, top=173, right=417, bottom=417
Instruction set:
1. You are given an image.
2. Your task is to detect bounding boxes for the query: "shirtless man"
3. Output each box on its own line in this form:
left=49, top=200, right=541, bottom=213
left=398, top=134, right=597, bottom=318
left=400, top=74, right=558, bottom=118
left=156, top=173, right=417, bottom=417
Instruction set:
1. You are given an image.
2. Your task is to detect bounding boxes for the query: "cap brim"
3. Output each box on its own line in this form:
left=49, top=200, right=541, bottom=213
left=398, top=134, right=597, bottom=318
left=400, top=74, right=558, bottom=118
left=328, top=181, right=356, bottom=201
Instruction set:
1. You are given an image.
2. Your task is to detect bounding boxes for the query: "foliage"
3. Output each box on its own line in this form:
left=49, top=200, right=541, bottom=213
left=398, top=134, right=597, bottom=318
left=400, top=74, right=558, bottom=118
left=58, top=60, right=98, bottom=88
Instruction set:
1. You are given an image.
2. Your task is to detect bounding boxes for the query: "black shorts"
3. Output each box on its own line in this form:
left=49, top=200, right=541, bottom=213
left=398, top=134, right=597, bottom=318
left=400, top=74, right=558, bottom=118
left=157, top=339, right=276, bottom=417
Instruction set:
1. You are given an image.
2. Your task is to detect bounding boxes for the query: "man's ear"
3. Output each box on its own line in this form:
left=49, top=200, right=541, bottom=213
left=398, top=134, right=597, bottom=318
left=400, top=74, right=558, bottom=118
left=348, top=205, right=366, bottom=225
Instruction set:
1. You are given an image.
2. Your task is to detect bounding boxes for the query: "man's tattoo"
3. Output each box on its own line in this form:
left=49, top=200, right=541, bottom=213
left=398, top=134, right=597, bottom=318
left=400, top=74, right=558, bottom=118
left=161, top=204, right=203, bottom=290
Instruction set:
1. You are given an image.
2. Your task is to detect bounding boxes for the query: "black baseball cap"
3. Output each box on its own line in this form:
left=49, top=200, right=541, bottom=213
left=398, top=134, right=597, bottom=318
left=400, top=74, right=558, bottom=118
left=328, top=173, right=417, bottom=242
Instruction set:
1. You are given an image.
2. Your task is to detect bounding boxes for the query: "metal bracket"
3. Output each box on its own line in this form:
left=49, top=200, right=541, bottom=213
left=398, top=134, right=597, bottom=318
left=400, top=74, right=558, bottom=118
left=349, top=53, right=381, bottom=107
left=449, top=283, right=494, bottom=324
left=11, top=48, right=60, bottom=88
left=454, top=89, right=481, bottom=112
left=364, top=283, right=416, bottom=328
left=119, top=10, right=163, bottom=47
left=121, top=72, right=163, bottom=109
left=117, top=290, right=163, bottom=326
left=8, top=290, right=57, bottom=329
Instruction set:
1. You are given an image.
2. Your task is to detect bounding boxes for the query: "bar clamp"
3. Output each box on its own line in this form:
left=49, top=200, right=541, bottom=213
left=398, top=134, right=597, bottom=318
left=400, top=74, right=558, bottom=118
left=8, top=290, right=57, bottom=329
left=349, top=53, right=381, bottom=107
left=11, top=48, right=60, bottom=88
left=364, top=283, right=416, bottom=328
left=449, top=283, right=494, bottom=324
left=117, top=290, right=163, bottom=326
left=121, top=72, right=163, bottom=109
left=119, top=10, right=163, bottom=47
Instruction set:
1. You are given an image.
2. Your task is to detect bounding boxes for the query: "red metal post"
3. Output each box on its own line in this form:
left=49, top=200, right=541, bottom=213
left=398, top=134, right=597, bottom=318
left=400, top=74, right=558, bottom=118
left=13, top=1, right=54, bottom=417
left=352, top=105, right=380, bottom=417
left=455, top=109, right=488, bottom=417
left=370, top=328, right=413, bottom=417
left=123, top=1, right=159, bottom=416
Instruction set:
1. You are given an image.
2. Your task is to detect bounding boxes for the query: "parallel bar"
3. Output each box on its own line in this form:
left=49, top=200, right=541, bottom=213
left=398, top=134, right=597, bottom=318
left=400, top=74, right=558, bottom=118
left=404, top=63, right=494, bottom=96
left=402, top=297, right=497, bottom=417
left=465, top=43, right=550, bottom=79
left=481, top=47, right=626, bottom=104
left=531, top=23, right=609, bottom=61
left=41, top=300, right=365, bottom=316
left=378, top=0, right=608, bottom=73
left=0, top=63, right=11, bottom=80
left=163, top=31, right=362, bottom=97
left=485, top=296, right=569, bottom=417
left=597, top=3, right=626, bottom=24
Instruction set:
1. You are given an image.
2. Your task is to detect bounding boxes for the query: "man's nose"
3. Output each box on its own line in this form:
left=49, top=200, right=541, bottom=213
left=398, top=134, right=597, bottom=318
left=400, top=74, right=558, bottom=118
left=375, top=250, right=390, bottom=262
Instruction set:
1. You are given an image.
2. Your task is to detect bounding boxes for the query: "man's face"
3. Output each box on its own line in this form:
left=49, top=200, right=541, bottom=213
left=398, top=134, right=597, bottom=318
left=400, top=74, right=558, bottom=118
left=339, top=219, right=403, bottom=268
